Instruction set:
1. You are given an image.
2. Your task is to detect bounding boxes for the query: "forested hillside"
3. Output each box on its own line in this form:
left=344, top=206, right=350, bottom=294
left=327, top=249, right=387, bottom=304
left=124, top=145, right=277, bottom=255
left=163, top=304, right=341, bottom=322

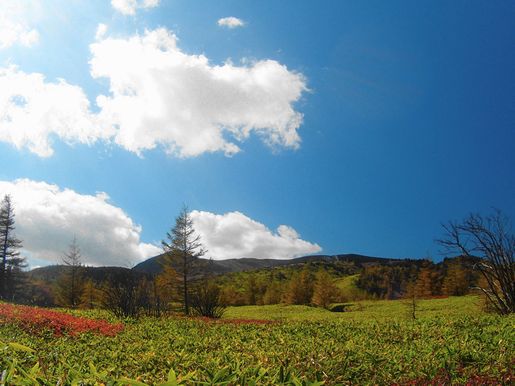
left=21, top=253, right=480, bottom=309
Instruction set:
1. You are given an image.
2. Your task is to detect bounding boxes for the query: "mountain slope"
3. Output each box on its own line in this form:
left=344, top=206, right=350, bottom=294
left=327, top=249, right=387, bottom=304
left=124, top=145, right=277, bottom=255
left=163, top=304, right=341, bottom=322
left=131, top=253, right=401, bottom=275
left=29, top=265, right=146, bottom=284
left=28, top=253, right=404, bottom=284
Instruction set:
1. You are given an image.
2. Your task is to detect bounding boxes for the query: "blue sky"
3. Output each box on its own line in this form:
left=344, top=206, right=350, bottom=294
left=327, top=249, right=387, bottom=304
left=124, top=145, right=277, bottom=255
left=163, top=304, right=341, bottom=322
left=0, top=1, right=514, bottom=267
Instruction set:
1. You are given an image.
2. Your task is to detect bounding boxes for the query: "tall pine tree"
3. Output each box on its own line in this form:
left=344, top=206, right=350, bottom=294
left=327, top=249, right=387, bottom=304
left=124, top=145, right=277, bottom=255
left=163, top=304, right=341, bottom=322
left=55, top=237, right=84, bottom=308
left=162, top=206, right=205, bottom=315
left=0, top=195, right=25, bottom=300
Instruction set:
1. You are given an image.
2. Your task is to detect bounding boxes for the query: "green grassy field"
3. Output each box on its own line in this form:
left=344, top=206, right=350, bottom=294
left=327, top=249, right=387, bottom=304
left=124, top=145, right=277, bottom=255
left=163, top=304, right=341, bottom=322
left=224, top=296, right=483, bottom=321
left=1, top=296, right=513, bottom=385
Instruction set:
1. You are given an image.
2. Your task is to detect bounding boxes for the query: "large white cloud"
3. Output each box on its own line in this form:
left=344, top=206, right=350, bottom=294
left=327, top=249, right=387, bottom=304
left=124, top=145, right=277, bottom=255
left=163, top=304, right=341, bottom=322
left=190, top=210, right=321, bottom=260
left=111, top=0, right=160, bottom=16
left=0, top=1, right=39, bottom=49
left=0, top=28, right=307, bottom=158
left=0, top=66, right=111, bottom=157
left=217, top=17, right=245, bottom=29
left=90, top=28, right=307, bottom=157
left=0, top=179, right=161, bottom=267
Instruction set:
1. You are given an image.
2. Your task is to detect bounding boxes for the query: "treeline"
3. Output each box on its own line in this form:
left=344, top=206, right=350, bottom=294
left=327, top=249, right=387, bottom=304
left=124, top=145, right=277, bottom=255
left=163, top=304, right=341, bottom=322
left=22, top=263, right=222, bottom=318
left=211, top=256, right=480, bottom=307
left=3, top=193, right=511, bottom=315
left=15, top=255, right=482, bottom=313
left=0, top=198, right=225, bottom=318
left=24, top=264, right=348, bottom=312
left=213, top=259, right=359, bottom=307
left=218, top=266, right=345, bottom=308
left=356, top=257, right=480, bottom=300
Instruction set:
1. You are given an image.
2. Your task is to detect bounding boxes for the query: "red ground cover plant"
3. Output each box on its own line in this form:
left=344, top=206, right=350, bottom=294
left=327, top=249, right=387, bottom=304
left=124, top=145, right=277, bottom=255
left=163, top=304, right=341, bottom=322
left=0, top=303, right=124, bottom=337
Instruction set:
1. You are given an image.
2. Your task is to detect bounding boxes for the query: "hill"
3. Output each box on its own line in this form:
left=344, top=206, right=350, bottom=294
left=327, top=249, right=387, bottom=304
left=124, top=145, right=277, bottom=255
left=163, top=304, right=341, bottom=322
left=29, top=265, right=147, bottom=284
left=131, top=252, right=401, bottom=276
left=27, top=253, right=400, bottom=287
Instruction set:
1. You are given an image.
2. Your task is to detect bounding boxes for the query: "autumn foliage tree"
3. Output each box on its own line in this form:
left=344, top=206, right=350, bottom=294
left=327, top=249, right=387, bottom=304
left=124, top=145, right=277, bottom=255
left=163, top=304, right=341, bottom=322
left=155, top=265, right=181, bottom=310
left=442, top=262, right=470, bottom=296
left=284, top=266, right=314, bottom=305
left=80, top=279, right=101, bottom=309
left=262, top=280, right=283, bottom=305
left=244, top=275, right=268, bottom=305
left=311, top=269, right=341, bottom=308
left=414, top=267, right=436, bottom=298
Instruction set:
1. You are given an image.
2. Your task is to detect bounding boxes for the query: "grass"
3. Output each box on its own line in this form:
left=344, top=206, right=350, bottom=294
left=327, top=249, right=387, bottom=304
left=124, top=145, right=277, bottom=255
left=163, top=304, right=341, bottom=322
left=0, top=296, right=513, bottom=385
left=223, top=295, right=484, bottom=321
left=333, top=274, right=370, bottom=300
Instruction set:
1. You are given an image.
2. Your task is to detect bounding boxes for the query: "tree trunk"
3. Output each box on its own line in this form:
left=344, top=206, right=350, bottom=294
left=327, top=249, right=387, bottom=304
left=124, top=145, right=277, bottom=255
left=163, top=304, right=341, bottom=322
left=0, top=228, right=8, bottom=299
left=183, top=253, right=189, bottom=315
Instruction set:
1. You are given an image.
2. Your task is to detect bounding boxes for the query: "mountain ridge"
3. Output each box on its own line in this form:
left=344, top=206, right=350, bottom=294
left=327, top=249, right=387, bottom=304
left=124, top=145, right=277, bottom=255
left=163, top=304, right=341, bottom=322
left=29, top=253, right=402, bottom=282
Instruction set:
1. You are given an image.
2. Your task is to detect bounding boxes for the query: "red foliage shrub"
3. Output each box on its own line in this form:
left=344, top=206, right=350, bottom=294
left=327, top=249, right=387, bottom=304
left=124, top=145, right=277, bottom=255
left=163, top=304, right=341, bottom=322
left=0, top=303, right=123, bottom=337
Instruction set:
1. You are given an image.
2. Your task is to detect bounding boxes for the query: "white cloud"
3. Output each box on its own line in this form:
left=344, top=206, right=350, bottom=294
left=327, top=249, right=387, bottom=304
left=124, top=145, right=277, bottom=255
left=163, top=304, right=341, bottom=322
left=0, top=179, right=161, bottom=267
left=0, top=28, right=307, bottom=158
left=0, top=66, right=111, bottom=157
left=95, top=23, right=108, bottom=40
left=217, top=17, right=245, bottom=29
left=0, top=1, right=39, bottom=49
left=190, top=210, right=321, bottom=260
left=111, top=0, right=160, bottom=16
left=90, top=28, right=307, bottom=157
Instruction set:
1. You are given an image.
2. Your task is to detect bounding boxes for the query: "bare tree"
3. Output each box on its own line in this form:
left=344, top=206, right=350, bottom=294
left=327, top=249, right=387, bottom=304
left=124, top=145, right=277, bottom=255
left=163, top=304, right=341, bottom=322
left=404, top=281, right=418, bottom=320
left=162, top=205, right=206, bottom=315
left=190, top=280, right=226, bottom=319
left=437, top=210, right=514, bottom=314
left=0, top=195, right=25, bottom=300
left=101, top=270, right=141, bottom=318
left=55, top=237, right=84, bottom=308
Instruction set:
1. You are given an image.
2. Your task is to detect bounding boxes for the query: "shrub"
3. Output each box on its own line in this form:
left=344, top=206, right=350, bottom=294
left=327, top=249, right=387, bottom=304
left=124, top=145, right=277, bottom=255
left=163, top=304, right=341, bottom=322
left=190, top=281, right=226, bottom=318
left=0, top=303, right=123, bottom=336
